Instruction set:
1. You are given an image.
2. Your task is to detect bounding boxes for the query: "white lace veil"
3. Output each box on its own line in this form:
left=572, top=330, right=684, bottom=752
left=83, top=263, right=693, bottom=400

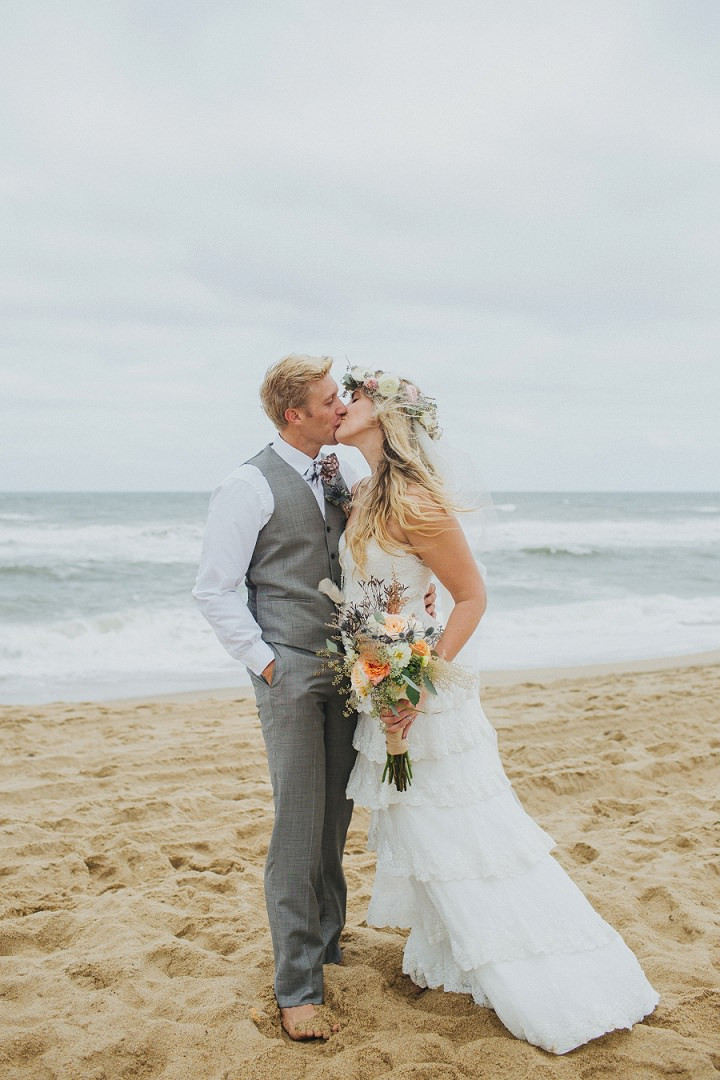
left=414, top=422, right=496, bottom=551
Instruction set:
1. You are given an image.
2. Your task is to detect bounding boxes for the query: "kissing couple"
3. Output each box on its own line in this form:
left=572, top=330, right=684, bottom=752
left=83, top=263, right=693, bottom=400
left=194, top=354, right=657, bottom=1054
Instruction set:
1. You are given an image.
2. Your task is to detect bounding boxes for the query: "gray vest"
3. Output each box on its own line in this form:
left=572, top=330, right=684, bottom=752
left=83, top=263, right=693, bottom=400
left=245, top=444, right=346, bottom=653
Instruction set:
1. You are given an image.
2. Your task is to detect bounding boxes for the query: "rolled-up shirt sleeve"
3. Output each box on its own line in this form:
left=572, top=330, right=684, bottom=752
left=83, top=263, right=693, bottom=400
left=192, top=467, right=275, bottom=676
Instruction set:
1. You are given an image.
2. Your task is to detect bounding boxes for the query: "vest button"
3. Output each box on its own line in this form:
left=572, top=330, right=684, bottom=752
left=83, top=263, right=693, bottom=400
left=326, top=525, right=331, bottom=533
left=330, top=552, right=336, bottom=560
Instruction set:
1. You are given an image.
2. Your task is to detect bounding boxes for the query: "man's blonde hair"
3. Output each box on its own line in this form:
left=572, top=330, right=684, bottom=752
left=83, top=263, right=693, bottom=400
left=260, top=354, right=334, bottom=429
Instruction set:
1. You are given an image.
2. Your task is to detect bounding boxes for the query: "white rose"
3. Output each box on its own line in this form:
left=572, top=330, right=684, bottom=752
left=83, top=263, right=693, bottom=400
left=377, top=374, right=401, bottom=397
left=350, top=663, right=373, bottom=713
left=351, top=366, right=368, bottom=384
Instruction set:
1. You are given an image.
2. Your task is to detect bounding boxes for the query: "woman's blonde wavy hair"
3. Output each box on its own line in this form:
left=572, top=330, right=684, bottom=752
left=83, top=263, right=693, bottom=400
left=346, top=378, right=457, bottom=571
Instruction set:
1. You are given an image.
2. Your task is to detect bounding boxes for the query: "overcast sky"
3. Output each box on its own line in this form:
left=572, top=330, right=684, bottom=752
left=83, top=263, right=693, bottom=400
left=2, top=0, right=719, bottom=492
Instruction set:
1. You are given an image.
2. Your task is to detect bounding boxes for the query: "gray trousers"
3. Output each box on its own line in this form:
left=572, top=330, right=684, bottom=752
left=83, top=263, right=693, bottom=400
left=250, top=642, right=357, bottom=1007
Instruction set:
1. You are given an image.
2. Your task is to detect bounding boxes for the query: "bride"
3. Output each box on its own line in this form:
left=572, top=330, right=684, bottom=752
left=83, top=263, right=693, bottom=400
left=334, top=367, right=658, bottom=1055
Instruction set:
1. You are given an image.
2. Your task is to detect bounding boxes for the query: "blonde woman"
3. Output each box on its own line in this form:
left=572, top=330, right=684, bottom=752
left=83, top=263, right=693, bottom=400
left=335, top=367, right=658, bottom=1055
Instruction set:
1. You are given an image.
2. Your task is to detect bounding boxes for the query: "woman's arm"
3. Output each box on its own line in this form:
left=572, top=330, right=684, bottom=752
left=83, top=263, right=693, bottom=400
left=405, top=511, right=487, bottom=662
left=381, top=509, right=485, bottom=739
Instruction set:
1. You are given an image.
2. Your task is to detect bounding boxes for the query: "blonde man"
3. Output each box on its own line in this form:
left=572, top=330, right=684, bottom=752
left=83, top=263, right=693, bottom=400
left=194, top=355, right=358, bottom=1040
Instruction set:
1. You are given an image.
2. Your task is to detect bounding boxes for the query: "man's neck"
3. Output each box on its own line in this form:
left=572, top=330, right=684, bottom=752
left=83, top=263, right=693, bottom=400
left=277, top=430, right=323, bottom=460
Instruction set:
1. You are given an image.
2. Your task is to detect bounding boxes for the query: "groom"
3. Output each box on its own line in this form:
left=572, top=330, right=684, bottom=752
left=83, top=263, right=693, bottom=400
left=193, top=355, right=359, bottom=1040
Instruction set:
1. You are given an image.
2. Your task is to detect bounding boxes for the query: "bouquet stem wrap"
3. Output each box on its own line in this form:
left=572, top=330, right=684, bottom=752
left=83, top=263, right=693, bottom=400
left=382, top=729, right=412, bottom=791
left=384, top=730, right=409, bottom=756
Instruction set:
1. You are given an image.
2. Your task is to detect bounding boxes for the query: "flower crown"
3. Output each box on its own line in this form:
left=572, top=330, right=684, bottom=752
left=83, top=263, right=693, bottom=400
left=341, top=366, right=442, bottom=441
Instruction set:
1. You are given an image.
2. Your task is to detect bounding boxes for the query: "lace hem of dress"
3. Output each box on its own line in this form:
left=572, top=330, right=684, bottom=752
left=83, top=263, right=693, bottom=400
left=401, top=928, right=659, bottom=1055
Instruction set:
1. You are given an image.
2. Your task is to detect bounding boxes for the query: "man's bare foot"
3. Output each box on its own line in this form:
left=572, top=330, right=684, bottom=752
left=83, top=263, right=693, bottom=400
left=279, top=1003, right=340, bottom=1041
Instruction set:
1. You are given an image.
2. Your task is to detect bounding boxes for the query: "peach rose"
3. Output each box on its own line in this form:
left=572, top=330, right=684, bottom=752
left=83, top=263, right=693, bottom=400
left=411, top=639, right=431, bottom=658
left=362, top=657, right=391, bottom=685
left=383, top=614, right=408, bottom=637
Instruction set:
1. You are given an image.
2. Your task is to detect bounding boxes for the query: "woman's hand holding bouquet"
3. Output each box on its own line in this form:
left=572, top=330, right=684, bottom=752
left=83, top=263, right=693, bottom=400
left=320, top=574, right=441, bottom=791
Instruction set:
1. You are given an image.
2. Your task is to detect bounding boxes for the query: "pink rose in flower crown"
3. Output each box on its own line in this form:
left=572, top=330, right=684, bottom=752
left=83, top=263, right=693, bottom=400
left=405, top=383, right=419, bottom=403
left=365, top=377, right=379, bottom=391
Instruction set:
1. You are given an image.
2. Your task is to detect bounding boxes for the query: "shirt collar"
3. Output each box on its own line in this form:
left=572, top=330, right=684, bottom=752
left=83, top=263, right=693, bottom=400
left=272, top=435, right=321, bottom=477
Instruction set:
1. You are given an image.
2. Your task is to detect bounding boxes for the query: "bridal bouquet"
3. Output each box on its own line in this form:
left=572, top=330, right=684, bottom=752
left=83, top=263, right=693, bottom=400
left=320, top=574, right=443, bottom=791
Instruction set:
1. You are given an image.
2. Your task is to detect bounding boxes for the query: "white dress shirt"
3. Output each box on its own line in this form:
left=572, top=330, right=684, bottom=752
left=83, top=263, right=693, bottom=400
left=193, top=437, right=362, bottom=676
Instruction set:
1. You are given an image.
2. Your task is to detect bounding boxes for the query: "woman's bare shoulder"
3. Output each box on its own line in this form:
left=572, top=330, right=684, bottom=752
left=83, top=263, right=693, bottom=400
left=404, top=482, right=452, bottom=521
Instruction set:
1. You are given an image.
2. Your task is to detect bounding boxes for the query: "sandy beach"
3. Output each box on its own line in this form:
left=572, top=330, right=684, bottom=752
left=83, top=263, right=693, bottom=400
left=1, top=659, right=719, bottom=1079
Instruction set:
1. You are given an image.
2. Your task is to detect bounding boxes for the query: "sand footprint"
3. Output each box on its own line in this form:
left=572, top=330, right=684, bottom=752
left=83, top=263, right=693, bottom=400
left=570, top=842, right=599, bottom=864
left=639, top=885, right=704, bottom=943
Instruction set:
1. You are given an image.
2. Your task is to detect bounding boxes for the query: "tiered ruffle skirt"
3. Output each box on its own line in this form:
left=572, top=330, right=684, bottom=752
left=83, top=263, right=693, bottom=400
left=346, top=682, right=659, bottom=1055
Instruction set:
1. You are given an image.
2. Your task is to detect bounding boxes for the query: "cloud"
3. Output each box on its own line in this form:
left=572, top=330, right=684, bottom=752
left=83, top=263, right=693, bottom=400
left=1, top=1, right=719, bottom=489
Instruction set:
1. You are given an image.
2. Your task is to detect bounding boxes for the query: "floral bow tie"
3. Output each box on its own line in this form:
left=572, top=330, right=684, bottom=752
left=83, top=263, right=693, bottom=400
left=305, top=453, right=342, bottom=485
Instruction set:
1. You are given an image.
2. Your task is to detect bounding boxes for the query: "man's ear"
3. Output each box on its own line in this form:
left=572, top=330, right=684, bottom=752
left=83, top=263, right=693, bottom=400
left=284, top=407, right=302, bottom=426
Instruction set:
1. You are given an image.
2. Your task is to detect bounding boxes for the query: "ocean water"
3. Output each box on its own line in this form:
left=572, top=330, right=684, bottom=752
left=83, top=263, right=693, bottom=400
left=1, top=491, right=718, bottom=704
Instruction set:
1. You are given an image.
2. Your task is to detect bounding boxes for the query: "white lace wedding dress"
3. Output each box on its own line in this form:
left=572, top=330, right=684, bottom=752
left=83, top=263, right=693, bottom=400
left=341, top=536, right=659, bottom=1055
